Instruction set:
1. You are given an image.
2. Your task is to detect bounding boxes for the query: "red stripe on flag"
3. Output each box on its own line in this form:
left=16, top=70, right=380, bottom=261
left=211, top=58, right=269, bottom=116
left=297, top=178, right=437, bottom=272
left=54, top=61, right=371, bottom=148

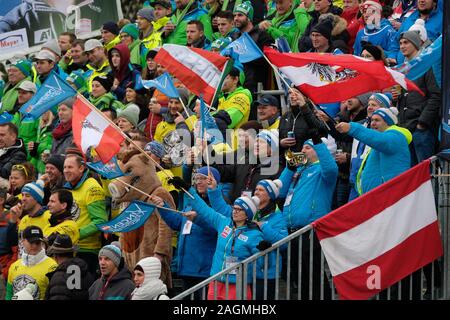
left=333, top=220, right=443, bottom=300
left=313, top=160, right=431, bottom=240
left=72, top=97, right=91, bottom=154
left=155, top=47, right=221, bottom=104
left=96, top=126, right=124, bottom=163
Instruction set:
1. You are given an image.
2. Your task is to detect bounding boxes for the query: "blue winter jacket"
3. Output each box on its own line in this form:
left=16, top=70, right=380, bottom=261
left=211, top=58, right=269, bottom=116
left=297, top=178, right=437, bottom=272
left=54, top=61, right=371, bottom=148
left=186, top=188, right=263, bottom=284
left=158, top=194, right=217, bottom=279
left=348, top=123, right=412, bottom=195
left=279, top=143, right=338, bottom=229
left=353, top=19, right=398, bottom=59
left=395, top=1, right=443, bottom=64
left=207, top=187, right=288, bottom=279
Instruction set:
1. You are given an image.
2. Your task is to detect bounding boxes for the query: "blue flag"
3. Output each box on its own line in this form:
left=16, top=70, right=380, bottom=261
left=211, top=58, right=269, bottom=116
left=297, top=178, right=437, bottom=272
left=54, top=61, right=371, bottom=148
left=394, top=35, right=442, bottom=86
left=20, top=71, right=77, bottom=119
left=87, top=156, right=124, bottom=180
left=0, top=112, right=13, bottom=124
left=135, top=72, right=179, bottom=98
left=221, top=32, right=264, bottom=63
left=96, top=200, right=156, bottom=233
left=199, top=96, right=223, bottom=145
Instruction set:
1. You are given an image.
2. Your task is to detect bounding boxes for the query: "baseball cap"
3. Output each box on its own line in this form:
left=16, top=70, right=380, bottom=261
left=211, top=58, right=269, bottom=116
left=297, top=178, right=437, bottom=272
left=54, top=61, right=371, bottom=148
left=22, top=226, right=44, bottom=243
left=34, top=50, right=57, bottom=62
left=256, top=94, right=280, bottom=108
left=84, top=39, right=103, bottom=52
left=17, top=80, right=37, bottom=94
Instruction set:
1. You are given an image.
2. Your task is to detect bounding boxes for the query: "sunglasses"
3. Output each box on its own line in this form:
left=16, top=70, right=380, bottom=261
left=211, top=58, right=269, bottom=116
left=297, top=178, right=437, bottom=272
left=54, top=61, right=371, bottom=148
left=12, top=164, right=29, bottom=178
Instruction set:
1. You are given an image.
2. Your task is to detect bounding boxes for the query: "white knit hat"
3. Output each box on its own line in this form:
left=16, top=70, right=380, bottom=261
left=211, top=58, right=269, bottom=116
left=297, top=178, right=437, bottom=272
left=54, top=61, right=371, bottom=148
left=234, top=196, right=260, bottom=220
left=257, top=179, right=283, bottom=201
left=373, top=107, right=399, bottom=126
left=409, top=19, right=428, bottom=43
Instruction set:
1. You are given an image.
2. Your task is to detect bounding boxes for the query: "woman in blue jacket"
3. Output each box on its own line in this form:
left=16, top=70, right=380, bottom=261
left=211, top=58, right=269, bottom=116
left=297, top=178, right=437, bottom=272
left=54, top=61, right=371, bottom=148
left=184, top=191, right=264, bottom=300
left=153, top=166, right=219, bottom=299
left=205, top=176, right=287, bottom=300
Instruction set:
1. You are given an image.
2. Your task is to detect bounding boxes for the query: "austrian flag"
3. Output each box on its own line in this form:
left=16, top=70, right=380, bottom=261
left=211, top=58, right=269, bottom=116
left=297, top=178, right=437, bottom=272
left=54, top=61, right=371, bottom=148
left=72, top=97, right=124, bottom=163
left=312, top=160, right=443, bottom=300
left=154, top=44, right=231, bottom=104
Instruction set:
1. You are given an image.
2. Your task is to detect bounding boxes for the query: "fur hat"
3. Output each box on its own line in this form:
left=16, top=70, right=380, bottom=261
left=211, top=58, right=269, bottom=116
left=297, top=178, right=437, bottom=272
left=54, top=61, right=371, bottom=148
left=373, top=107, right=399, bottom=126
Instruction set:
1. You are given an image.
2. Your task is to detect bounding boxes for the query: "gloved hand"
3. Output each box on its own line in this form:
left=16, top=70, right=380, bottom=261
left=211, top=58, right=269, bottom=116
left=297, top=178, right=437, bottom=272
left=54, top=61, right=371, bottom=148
left=257, top=240, right=272, bottom=251
left=168, top=176, right=191, bottom=190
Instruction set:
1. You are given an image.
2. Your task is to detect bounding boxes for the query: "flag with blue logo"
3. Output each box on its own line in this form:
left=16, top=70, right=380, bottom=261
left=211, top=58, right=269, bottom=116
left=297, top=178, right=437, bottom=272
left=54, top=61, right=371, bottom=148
left=135, top=72, right=179, bottom=98
left=199, top=96, right=223, bottom=145
left=394, top=35, right=442, bottom=86
left=87, top=156, right=124, bottom=180
left=96, top=200, right=156, bottom=233
left=19, top=71, right=77, bottom=119
left=221, top=32, right=264, bottom=63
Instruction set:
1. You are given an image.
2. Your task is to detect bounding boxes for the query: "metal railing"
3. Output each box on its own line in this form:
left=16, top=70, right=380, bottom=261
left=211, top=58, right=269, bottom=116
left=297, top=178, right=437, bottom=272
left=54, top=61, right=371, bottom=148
left=172, top=157, right=449, bottom=300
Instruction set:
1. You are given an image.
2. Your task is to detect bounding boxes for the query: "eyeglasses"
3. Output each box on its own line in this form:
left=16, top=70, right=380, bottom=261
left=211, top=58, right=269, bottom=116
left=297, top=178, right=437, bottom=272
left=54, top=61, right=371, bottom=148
left=12, top=164, right=29, bottom=178
left=232, top=207, right=245, bottom=212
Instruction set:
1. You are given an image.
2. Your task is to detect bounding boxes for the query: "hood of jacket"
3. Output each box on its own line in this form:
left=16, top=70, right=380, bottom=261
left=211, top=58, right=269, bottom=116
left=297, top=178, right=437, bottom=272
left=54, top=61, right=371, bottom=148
left=0, top=138, right=25, bottom=158
left=108, top=43, right=131, bottom=83
left=386, top=125, right=413, bottom=144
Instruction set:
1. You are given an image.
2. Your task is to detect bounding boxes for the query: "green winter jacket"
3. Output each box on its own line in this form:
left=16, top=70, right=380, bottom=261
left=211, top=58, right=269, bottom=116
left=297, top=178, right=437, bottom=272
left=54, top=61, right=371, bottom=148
left=30, top=123, right=53, bottom=174
left=0, top=78, right=31, bottom=113
left=164, top=1, right=213, bottom=45
left=292, top=4, right=315, bottom=52
left=266, top=5, right=298, bottom=51
left=12, top=113, right=39, bottom=160
left=128, top=39, right=142, bottom=67
left=89, top=92, right=125, bottom=112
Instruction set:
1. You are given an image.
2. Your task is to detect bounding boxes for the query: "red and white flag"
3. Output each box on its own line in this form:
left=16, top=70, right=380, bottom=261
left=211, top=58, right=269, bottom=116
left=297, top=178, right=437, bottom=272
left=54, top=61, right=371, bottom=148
left=154, top=44, right=231, bottom=104
left=72, top=96, right=124, bottom=163
left=312, top=160, right=443, bottom=300
left=264, top=48, right=423, bottom=104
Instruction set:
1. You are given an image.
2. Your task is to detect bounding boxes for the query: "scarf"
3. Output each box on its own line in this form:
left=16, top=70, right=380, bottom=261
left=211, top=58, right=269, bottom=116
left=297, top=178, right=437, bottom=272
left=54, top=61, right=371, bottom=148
left=52, top=121, right=72, bottom=140
left=49, top=210, right=73, bottom=227
left=206, top=1, right=220, bottom=16
left=271, top=4, right=295, bottom=27
left=173, top=0, right=196, bottom=25
left=22, top=248, right=47, bottom=267
left=131, top=279, right=168, bottom=300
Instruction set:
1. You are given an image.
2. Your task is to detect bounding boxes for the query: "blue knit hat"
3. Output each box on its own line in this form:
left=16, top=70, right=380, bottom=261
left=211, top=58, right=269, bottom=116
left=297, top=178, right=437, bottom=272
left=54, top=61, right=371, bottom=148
left=257, top=179, right=283, bottom=201
left=144, top=141, right=166, bottom=159
left=256, top=130, right=279, bottom=151
left=0, top=112, right=13, bottom=124
left=22, top=180, right=45, bottom=205
left=120, top=23, right=139, bottom=40
left=195, top=166, right=221, bottom=183
left=373, top=107, right=399, bottom=126
left=369, top=93, right=392, bottom=109
left=234, top=196, right=260, bottom=220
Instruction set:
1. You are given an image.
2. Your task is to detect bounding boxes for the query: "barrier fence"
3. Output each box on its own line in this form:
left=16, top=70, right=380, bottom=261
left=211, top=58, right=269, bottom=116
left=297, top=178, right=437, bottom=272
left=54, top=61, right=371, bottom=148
left=172, top=156, right=449, bottom=300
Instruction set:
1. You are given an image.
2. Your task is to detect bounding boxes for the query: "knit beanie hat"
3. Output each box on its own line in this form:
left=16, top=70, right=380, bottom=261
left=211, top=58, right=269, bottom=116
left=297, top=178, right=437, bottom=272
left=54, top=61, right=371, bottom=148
left=137, top=7, right=156, bottom=22
left=257, top=179, right=283, bottom=201
left=22, top=180, right=45, bottom=205
left=144, top=141, right=166, bottom=159
left=12, top=59, right=32, bottom=77
left=400, top=30, right=422, bottom=50
left=257, top=129, right=279, bottom=151
left=99, top=243, right=122, bottom=268
left=361, top=43, right=383, bottom=61
left=195, top=166, right=221, bottom=184
left=121, top=23, right=140, bottom=40
left=136, top=257, right=162, bottom=281
left=117, top=104, right=140, bottom=128
left=93, top=75, right=114, bottom=92
left=234, top=195, right=260, bottom=220
left=234, top=1, right=254, bottom=21
left=373, top=107, right=399, bottom=126
left=408, top=19, right=428, bottom=43
left=47, top=154, right=65, bottom=173
left=0, top=112, right=13, bottom=124
left=369, top=93, right=392, bottom=109
left=311, top=18, right=333, bottom=41
left=102, top=21, right=120, bottom=35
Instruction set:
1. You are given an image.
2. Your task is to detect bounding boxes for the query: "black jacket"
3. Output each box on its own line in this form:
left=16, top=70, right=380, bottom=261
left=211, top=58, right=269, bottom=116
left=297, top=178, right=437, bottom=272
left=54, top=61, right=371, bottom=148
left=88, top=265, right=135, bottom=300
left=51, top=130, right=74, bottom=157
left=45, top=257, right=95, bottom=300
left=0, top=139, right=27, bottom=179
left=397, top=68, right=442, bottom=133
